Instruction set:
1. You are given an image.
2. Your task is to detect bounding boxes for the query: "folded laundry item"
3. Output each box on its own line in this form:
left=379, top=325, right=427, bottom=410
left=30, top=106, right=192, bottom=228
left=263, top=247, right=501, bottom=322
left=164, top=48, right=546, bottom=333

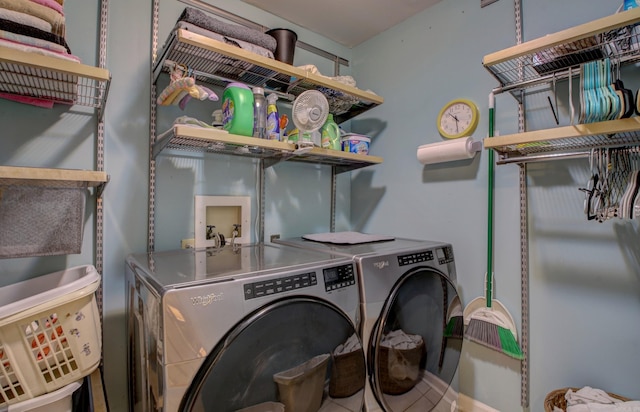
left=0, top=0, right=65, bottom=36
left=0, top=28, right=67, bottom=53
left=178, top=7, right=276, bottom=52
left=567, top=402, right=640, bottom=412
left=0, top=91, right=54, bottom=107
left=0, top=8, right=52, bottom=32
left=0, top=17, right=70, bottom=52
left=177, top=21, right=274, bottom=59
left=28, top=0, right=64, bottom=16
left=0, top=37, right=78, bottom=61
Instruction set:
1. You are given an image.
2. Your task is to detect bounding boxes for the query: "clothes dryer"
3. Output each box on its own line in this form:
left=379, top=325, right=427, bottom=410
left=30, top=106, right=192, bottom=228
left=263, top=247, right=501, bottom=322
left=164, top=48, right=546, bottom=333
left=126, top=243, right=367, bottom=412
left=273, top=236, right=463, bottom=412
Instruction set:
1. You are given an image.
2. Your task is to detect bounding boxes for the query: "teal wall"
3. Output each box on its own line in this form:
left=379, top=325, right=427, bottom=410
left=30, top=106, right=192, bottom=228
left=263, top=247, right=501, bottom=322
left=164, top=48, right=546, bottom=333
left=1, top=0, right=639, bottom=411
left=353, top=0, right=640, bottom=411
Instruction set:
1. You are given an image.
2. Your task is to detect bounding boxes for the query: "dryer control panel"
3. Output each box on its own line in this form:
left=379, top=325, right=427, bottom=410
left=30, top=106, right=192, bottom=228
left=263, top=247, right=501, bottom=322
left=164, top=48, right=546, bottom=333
left=322, top=264, right=356, bottom=292
left=244, top=272, right=317, bottom=300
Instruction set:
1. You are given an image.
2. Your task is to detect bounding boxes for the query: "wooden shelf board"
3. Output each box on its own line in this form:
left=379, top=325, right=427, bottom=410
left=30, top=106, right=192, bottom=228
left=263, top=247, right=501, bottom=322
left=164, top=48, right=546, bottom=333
left=0, top=46, right=110, bottom=81
left=0, top=166, right=108, bottom=186
left=484, top=117, right=640, bottom=149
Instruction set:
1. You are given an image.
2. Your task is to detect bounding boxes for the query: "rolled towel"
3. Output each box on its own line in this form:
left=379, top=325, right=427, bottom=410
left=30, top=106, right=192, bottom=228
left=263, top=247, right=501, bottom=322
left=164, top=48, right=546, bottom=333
left=178, top=7, right=276, bottom=52
left=0, top=0, right=65, bottom=36
left=0, top=8, right=52, bottom=32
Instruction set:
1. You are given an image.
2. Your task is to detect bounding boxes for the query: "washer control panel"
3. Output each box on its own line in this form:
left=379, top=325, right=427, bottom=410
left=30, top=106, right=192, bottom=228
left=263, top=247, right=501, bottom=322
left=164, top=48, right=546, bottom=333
left=322, top=264, right=356, bottom=292
left=244, top=271, right=317, bottom=300
left=398, top=250, right=434, bottom=266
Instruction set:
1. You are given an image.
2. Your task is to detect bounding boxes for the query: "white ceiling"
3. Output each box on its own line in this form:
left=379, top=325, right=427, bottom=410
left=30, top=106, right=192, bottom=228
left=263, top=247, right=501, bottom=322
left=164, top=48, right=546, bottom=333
left=242, top=0, right=442, bottom=48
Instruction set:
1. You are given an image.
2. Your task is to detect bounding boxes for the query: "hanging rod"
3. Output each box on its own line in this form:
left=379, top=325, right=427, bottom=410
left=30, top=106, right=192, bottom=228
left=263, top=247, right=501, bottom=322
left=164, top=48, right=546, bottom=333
left=496, top=151, right=589, bottom=165
left=177, top=0, right=349, bottom=74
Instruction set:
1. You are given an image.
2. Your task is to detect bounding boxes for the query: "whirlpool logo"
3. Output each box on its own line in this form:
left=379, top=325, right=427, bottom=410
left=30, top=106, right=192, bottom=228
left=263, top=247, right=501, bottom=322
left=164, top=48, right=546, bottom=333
left=191, top=292, right=224, bottom=306
left=373, top=260, right=389, bottom=269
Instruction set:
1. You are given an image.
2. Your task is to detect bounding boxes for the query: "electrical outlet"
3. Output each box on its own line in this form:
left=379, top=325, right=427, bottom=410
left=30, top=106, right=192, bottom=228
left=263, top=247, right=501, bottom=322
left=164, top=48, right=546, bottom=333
left=181, top=238, right=195, bottom=249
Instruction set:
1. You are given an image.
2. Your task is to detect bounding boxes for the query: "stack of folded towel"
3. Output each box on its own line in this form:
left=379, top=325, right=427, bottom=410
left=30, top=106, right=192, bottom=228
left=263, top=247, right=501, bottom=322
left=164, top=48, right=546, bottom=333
left=0, top=0, right=79, bottom=107
left=175, top=7, right=277, bottom=60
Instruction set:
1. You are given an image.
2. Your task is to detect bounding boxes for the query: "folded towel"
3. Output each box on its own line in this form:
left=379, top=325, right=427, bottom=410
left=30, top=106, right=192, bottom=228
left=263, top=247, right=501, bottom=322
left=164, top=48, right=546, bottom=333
left=0, top=0, right=64, bottom=36
left=567, top=402, right=640, bottom=412
left=27, top=0, right=63, bottom=15
left=178, top=7, right=276, bottom=52
left=176, top=21, right=274, bottom=59
left=0, top=91, right=54, bottom=107
left=0, top=28, right=66, bottom=53
left=0, top=17, right=70, bottom=52
left=0, top=37, right=78, bottom=62
left=0, top=8, right=52, bottom=32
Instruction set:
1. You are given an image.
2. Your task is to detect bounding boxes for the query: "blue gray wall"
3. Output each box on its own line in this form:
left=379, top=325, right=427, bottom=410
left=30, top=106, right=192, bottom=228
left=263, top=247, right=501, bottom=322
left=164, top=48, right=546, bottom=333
left=1, top=0, right=639, bottom=411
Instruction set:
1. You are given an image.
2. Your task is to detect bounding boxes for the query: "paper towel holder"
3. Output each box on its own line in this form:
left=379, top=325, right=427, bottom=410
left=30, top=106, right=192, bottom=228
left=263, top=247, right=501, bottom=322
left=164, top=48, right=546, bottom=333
left=416, top=136, right=483, bottom=165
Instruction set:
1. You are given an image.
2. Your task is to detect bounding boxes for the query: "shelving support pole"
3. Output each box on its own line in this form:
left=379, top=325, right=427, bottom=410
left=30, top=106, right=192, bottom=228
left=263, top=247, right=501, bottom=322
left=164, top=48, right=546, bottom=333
left=259, top=160, right=266, bottom=243
left=330, top=167, right=336, bottom=232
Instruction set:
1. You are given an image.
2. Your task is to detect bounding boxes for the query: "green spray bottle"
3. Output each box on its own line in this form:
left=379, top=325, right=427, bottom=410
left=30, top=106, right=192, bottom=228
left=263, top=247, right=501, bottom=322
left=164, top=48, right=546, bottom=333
left=321, top=113, right=340, bottom=150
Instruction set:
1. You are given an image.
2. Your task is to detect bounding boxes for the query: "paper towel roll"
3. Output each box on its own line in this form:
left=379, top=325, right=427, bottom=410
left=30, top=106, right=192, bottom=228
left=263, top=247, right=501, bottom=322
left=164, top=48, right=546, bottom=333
left=417, top=136, right=482, bottom=165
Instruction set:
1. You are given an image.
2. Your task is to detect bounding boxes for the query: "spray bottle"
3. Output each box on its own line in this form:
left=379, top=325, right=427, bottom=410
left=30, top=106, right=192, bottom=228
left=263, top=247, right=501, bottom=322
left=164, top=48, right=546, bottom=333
left=266, top=93, right=280, bottom=140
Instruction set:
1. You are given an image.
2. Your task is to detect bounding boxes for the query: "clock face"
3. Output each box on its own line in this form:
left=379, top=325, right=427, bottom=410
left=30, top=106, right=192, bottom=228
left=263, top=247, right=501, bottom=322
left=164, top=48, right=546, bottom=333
left=437, top=99, right=479, bottom=139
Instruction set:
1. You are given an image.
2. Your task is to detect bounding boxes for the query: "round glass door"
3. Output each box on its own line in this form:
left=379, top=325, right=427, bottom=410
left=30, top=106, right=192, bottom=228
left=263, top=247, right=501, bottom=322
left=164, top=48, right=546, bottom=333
left=180, top=296, right=366, bottom=412
left=369, top=268, right=462, bottom=412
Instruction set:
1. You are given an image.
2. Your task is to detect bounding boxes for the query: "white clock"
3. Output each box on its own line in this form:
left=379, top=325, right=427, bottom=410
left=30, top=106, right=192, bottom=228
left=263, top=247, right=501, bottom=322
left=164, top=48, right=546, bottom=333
left=437, top=98, right=480, bottom=139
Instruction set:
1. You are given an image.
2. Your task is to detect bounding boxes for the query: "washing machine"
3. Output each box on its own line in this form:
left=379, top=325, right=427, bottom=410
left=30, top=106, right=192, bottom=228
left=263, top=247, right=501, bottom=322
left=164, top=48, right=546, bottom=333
left=126, top=243, right=368, bottom=412
left=273, top=235, right=463, bottom=412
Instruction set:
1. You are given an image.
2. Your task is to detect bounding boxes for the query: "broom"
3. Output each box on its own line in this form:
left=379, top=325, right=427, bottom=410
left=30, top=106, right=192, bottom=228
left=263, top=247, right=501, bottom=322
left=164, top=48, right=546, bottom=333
left=465, top=94, right=523, bottom=360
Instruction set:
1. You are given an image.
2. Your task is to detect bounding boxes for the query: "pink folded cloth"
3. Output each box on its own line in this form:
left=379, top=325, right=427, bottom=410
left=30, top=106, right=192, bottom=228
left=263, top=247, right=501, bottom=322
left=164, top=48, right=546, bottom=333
left=0, top=37, right=79, bottom=62
left=27, top=0, right=63, bottom=16
left=0, top=91, right=55, bottom=108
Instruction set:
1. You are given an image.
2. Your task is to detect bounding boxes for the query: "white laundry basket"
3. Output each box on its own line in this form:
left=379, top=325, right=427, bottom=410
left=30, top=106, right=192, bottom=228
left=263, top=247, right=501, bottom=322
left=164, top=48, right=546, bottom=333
left=6, top=380, right=83, bottom=412
left=0, top=265, right=101, bottom=407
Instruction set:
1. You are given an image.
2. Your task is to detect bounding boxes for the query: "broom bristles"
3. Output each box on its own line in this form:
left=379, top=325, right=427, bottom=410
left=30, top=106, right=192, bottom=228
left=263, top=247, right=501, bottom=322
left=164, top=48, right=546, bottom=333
left=466, top=317, right=524, bottom=360
left=444, top=315, right=464, bottom=339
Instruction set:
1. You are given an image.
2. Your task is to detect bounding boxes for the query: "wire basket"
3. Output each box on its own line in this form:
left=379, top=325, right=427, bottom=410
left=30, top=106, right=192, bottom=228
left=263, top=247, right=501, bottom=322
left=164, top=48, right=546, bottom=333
left=329, top=348, right=365, bottom=398
left=378, top=340, right=425, bottom=395
left=544, top=387, right=631, bottom=412
left=0, top=265, right=101, bottom=406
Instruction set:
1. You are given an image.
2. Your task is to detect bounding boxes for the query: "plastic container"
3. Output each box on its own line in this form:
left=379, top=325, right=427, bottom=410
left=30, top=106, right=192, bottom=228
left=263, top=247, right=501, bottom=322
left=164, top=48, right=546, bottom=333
left=252, top=87, right=267, bottom=139
left=321, top=114, right=340, bottom=150
left=222, top=82, right=254, bottom=137
left=0, top=265, right=101, bottom=407
left=266, top=93, right=280, bottom=140
left=273, top=353, right=329, bottom=412
left=265, top=29, right=298, bottom=64
left=6, top=380, right=82, bottom=412
left=342, top=134, right=370, bottom=155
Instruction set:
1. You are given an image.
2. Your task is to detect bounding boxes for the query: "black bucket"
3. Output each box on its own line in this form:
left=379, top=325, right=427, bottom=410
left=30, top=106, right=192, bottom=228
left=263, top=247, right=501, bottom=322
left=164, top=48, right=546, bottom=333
left=266, top=28, right=298, bottom=65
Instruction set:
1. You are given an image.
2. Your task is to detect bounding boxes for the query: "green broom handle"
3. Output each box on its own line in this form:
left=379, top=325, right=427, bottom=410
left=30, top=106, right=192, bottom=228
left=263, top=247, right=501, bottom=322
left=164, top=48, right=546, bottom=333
left=487, top=101, right=495, bottom=308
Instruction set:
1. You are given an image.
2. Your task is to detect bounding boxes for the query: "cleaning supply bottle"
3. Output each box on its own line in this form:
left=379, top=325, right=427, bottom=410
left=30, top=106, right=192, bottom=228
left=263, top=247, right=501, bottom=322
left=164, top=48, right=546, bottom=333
left=266, top=93, right=280, bottom=140
left=624, top=0, right=638, bottom=9
left=222, top=83, right=254, bottom=137
left=321, top=113, right=340, bottom=150
left=252, top=87, right=267, bottom=139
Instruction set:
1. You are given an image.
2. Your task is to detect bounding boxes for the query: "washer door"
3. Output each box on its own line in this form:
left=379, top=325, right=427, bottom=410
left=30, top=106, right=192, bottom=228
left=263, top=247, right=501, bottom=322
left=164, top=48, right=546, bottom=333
left=369, top=268, right=463, bottom=412
left=179, top=296, right=365, bottom=412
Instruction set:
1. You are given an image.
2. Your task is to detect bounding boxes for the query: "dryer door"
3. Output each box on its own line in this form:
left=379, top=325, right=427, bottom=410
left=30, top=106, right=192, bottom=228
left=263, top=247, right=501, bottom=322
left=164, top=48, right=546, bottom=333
left=369, top=268, right=462, bottom=412
left=179, top=296, right=366, bottom=412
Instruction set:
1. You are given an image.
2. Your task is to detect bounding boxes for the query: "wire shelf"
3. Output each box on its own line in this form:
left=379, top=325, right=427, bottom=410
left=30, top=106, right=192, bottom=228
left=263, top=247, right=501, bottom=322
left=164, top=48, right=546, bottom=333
left=154, top=29, right=383, bottom=123
left=0, top=46, right=111, bottom=114
left=483, top=8, right=640, bottom=91
left=154, top=125, right=382, bottom=173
